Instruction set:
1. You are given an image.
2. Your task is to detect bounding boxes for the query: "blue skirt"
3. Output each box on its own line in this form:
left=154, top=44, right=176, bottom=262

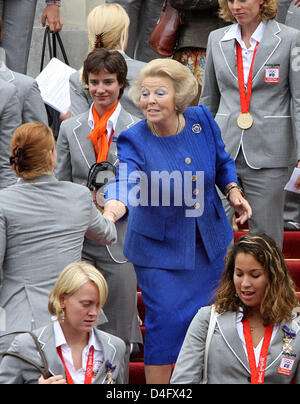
left=135, top=245, right=226, bottom=365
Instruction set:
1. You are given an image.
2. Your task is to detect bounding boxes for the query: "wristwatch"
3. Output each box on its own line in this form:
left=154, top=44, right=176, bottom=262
left=46, top=0, right=61, bottom=6
left=225, top=184, right=245, bottom=200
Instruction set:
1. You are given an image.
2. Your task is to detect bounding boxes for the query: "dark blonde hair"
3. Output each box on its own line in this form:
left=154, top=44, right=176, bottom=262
left=87, top=3, right=129, bottom=52
left=48, top=262, right=108, bottom=321
left=218, top=0, right=277, bottom=22
left=129, top=58, right=198, bottom=113
left=10, top=122, right=55, bottom=180
left=215, top=233, right=299, bottom=324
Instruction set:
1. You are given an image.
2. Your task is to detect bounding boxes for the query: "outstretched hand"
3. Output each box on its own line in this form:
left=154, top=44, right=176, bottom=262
left=228, top=188, right=252, bottom=225
left=41, top=5, right=63, bottom=33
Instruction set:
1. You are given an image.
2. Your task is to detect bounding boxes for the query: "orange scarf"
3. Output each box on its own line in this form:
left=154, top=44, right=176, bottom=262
left=87, top=102, right=119, bottom=162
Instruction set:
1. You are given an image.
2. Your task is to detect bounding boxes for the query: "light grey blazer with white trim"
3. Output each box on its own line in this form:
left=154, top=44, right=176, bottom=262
left=171, top=305, right=300, bottom=384
left=0, top=323, right=126, bottom=384
left=200, top=19, right=300, bottom=168
left=0, top=59, right=48, bottom=125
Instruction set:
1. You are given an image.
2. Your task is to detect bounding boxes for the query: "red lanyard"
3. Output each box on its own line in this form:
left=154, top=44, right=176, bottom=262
left=236, top=41, right=259, bottom=114
left=242, top=318, right=273, bottom=384
left=57, top=345, right=94, bottom=385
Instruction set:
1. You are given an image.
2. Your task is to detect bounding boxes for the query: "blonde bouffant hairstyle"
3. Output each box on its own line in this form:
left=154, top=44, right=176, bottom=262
left=129, top=58, right=198, bottom=114
left=218, top=0, right=277, bottom=22
left=87, top=3, right=130, bottom=52
left=48, top=262, right=108, bottom=322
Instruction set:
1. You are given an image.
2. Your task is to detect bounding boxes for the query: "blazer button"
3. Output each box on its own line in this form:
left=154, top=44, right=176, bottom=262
left=185, top=157, right=191, bottom=164
left=192, top=175, right=197, bottom=182
left=194, top=202, right=201, bottom=209
left=193, top=189, right=199, bottom=196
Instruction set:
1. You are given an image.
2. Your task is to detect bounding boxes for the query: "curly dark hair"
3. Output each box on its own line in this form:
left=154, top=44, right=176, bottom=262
left=214, top=233, right=299, bottom=325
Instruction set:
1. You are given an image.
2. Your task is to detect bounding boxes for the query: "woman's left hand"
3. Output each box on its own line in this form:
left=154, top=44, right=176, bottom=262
left=228, top=188, right=252, bottom=225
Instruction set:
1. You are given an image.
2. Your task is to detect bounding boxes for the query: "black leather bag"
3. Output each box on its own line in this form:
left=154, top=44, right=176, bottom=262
left=40, top=27, right=70, bottom=139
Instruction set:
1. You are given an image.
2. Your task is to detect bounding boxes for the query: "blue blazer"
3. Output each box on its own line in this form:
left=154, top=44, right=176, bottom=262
left=106, top=105, right=237, bottom=270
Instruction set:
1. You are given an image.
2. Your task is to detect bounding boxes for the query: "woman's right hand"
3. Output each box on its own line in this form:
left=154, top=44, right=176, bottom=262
left=38, top=375, right=67, bottom=384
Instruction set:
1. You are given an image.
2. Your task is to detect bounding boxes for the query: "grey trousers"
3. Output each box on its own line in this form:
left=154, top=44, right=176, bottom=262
left=106, top=0, right=164, bottom=62
left=222, top=151, right=289, bottom=249
left=284, top=165, right=300, bottom=224
left=0, top=0, right=37, bottom=74
left=276, top=0, right=291, bottom=23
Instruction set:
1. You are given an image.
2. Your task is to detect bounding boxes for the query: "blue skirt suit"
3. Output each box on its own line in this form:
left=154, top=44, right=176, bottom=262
left=106, top=105, right=237, bottom=365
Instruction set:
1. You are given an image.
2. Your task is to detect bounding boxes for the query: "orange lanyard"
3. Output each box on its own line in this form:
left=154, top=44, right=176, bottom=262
left=236, top=41, right=259, bottom=114
left=57, top=345, right=94, bottom=385
left=242, top=318, right=273, bottom=384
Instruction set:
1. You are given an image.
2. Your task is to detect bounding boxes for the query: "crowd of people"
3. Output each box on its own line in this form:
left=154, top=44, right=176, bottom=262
left=0, top=0, right=299, bottom=385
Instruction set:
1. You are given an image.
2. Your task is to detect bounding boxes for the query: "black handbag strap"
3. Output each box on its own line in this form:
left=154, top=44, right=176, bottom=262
left=2, top=331, right=51, bottom=379
left=40, top=26, right=70, bottom=72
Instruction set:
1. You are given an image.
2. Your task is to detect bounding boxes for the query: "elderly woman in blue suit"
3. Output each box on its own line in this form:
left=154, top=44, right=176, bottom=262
left=103, top=58, right=252, bottom=384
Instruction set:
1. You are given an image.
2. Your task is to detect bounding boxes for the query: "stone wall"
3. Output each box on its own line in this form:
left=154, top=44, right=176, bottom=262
left=28, top=0, right=105, bottom=78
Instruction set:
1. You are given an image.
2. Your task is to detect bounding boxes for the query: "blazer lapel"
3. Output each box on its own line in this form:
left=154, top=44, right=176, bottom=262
left=73, top=113, right=96, bottom=169
left=37, top=324, right=65, bottom=377
left=0, top=64, right=15, bottom=83
left=115, top=106, right=136, bottom=134
left=93, top=330, right=119, bottom=384
left=267, top=319, right=300, bottom=370
left=217, top=311, right=250, bottom=373
left=107, top=107, right=137, bottom=164
left=219, top=36, right=238, bottom=82
left=252, top=19, right=281, bottom=83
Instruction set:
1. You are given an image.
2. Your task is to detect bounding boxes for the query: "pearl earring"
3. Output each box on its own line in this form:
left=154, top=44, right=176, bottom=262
left=61, top=309, right=65, bottom=323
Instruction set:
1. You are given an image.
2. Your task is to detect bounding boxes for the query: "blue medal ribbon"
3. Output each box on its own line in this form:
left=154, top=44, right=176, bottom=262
left=282, top=325, right=296, bottom=339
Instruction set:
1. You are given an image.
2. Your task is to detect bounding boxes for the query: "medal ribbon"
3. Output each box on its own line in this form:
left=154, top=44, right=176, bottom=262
left=236, top=41, right=259, bottom=114
left=242, top=318, right=274, bottom=384
left=57, top=345, right=94, bottom=384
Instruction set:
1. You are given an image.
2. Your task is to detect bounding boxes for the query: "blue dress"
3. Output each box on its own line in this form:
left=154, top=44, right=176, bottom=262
left=106, top=105, right=237, bottom=365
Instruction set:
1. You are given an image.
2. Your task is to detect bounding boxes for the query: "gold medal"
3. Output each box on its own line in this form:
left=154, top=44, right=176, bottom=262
left=237, top=112, right=253, bottom=130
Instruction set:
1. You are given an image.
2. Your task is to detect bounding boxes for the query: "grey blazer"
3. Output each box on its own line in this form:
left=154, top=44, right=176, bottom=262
left=0, top=323, right=126, bottom=384
left=200, top=19, right=300, bottom=168
left=55, top=107, right=139, bottom=263
left=285, top=2, right=300, bottom=30
left=0, top=175, right=116, bottom=336
left=69, top=52, right=145, bottom=119
left=0, top=59, right=48, bottom=125
left=171, top=306, right=300, bottom=384
left=0, top=78, right=22, bottom=190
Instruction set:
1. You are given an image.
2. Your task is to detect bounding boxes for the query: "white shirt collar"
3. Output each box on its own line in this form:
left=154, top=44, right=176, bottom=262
left=221, top=21, right=266, bottom=47
left=88, top=102, right=121, bottom=140
left=53, top=319, right=102, bottom=352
